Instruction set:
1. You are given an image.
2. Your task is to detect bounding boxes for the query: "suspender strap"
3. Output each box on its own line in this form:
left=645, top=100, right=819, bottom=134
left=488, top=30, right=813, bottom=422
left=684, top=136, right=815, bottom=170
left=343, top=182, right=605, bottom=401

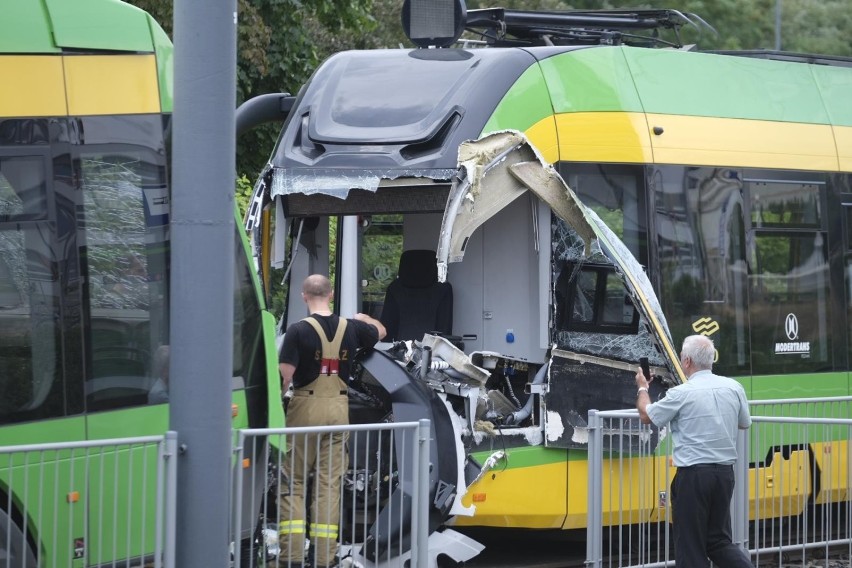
left=303, top=317, right=348, bottom=375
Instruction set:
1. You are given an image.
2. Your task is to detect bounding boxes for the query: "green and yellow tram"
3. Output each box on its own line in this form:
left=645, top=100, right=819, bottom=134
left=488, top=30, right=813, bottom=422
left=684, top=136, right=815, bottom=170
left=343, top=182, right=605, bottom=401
left=250, top=2, right=852, bottom=547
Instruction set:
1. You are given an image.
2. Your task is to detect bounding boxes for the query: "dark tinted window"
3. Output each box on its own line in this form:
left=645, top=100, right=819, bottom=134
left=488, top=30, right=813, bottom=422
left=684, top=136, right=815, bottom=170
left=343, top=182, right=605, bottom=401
left=846, top=205, right=852, bottom=251
left=551, top=164, right=648, bottom=358
left=844, top=204, right=852, bottom=366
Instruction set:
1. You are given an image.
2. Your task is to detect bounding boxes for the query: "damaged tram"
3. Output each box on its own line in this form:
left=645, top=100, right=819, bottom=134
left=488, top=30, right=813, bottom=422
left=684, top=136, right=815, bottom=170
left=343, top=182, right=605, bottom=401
left=241, top=2, right=852, bottom=561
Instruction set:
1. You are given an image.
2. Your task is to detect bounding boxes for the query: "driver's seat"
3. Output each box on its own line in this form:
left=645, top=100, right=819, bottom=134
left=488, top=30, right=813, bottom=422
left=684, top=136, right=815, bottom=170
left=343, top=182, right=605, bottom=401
left=379, top=250, right=453, bottom=342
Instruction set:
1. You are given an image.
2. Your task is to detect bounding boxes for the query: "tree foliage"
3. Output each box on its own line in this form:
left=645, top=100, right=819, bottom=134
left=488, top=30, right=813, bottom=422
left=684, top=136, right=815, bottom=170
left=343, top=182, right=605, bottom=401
left=463, top=0, right=852, bottom=55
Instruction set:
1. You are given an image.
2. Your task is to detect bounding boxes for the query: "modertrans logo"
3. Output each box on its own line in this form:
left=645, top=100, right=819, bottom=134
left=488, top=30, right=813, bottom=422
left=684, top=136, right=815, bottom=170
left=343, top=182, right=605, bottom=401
left=775, top=313, right=810, bottom=355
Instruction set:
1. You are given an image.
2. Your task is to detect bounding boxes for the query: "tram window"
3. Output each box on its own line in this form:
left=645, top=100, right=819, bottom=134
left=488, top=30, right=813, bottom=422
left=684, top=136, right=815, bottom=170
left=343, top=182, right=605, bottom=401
left=0, top=227, right=64, bottom=424
left=558, top=163, right=647, bottom=262
left=0, top=155, right=47, bottom=220
left=572, top=270, right=596, bottom=323
left=360, top=214, right=404, bottom=319
left=555, top=263, right=637, bottom=334
left=749, top=180, right=822, bottom=229
left=78, top=117, right=170, bottom=411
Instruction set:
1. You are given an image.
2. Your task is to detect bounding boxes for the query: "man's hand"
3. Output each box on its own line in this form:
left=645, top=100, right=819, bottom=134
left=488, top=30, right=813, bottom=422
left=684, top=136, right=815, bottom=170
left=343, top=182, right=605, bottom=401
left=635, top=369, right=653, bottom=425
left=635, top=369, right=651, bottom=390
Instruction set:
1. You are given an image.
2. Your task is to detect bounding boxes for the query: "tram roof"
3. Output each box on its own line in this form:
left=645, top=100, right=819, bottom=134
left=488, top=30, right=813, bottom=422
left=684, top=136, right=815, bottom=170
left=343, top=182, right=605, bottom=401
left=0, top=0, right=160, bottom=54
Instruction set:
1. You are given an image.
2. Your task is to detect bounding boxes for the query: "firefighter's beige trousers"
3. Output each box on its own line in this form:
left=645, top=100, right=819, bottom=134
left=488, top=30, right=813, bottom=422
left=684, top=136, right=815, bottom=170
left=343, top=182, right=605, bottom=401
left=279, top=380, right=349, bottom=567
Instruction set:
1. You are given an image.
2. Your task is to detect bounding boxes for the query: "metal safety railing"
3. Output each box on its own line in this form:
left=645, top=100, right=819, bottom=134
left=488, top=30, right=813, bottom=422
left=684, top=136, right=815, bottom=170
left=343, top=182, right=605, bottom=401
left=232, top=420, right=431, bottom=568
left=586, top=397, right=852, bottom=568
left=0, top=432, right=177, bottom=568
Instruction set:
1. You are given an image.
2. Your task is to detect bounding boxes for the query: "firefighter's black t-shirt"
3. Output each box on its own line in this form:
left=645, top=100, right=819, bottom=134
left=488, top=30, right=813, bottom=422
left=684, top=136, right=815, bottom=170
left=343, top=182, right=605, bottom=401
left=279, top=314, right=380, bottom=388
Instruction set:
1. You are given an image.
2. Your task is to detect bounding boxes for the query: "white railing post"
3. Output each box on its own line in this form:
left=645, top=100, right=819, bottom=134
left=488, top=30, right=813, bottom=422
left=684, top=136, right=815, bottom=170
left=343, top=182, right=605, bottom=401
left=413, top=419, right=431, bottom=568
left=732, top=427, right=749, bottom=553
left=232, top=431, right=247, bottom=568
left=163, top=431, right=178, bottom=568
left=586, top=409, right=602, bottom=568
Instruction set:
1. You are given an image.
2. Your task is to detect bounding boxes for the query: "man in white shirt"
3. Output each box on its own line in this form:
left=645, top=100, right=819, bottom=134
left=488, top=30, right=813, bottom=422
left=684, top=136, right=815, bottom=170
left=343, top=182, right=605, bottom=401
left=636, top=335, right=753, bottom=568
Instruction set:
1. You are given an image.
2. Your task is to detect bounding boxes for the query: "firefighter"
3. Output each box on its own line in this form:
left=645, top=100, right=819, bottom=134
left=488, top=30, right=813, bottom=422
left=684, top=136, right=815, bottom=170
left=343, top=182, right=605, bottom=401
left=278, top=274, right=386, bottom=568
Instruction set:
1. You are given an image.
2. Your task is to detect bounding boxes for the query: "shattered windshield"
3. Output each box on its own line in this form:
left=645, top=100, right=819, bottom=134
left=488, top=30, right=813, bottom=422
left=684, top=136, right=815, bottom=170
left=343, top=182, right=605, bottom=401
left=552, top=212, right=669, bottom=367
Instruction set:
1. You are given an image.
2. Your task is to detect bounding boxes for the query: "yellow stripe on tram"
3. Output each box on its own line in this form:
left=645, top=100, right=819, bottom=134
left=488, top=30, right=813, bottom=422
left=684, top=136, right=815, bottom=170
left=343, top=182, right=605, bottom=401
left=64, top=54, right=160, bottom=116
left=0, top=56, right=67, bottom=117
left=553, top=112, right=654, bottom=164
left=834, top=125, right=852, bottom=172
left=523, top=115, right=559, bottom=165
left=547, top=110, right=848, bottom=172
left=646, top=113, right=839, bottom=172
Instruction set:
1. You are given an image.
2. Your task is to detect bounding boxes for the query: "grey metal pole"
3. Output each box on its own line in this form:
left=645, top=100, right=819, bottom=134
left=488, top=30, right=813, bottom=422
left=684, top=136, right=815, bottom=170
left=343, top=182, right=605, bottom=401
left=171, top=0, right=237, bottom=566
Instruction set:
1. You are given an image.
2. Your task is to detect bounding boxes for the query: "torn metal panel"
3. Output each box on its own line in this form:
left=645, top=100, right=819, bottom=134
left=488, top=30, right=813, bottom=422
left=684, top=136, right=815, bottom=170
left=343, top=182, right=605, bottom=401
left=544, top=350, right=664, bottom=452
left=437, top=132, right=535, bottom=277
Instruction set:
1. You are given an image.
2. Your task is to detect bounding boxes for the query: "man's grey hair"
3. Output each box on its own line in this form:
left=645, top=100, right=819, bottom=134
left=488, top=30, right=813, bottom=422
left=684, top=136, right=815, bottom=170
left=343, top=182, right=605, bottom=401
left=681, top=335, right=714, bottom=370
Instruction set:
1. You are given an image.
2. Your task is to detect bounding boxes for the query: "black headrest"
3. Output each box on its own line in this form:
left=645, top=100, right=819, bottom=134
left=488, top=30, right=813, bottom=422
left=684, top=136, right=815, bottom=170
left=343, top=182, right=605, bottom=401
left=397, top=249, right=438, bottom=288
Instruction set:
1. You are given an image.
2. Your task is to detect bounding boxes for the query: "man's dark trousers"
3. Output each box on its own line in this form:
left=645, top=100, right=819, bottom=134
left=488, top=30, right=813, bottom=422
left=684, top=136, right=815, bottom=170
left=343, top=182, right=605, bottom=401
left=671, top=464, right=753, bottom=567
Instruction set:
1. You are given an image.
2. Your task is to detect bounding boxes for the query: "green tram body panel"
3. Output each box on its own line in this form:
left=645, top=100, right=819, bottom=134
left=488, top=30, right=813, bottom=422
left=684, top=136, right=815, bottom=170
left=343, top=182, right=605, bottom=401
left=270, top=36, right=852, bottom=534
